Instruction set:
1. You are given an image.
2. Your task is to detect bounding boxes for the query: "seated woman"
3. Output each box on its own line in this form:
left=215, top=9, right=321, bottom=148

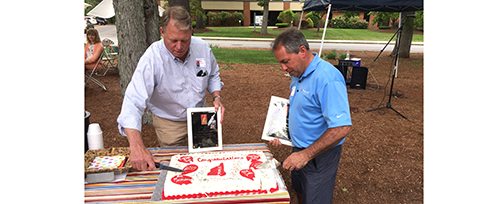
left=84, top=28, right=104, bottom=70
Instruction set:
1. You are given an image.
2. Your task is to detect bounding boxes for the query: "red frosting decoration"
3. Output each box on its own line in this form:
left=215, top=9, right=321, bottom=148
left=171, top=174, right=193, bottom=185
left=249, top=160, right=263, bottom=169
left=246, top=154, right=261, bottom=161
left=270, top=182, right=279, bottom=193
left=182, top=164, right=198, bottom=174
left=239, top=168, right=255, bottom=180
left=207, top=163, right=226, bottom=176
left=178, top=156, right=193, bottom=163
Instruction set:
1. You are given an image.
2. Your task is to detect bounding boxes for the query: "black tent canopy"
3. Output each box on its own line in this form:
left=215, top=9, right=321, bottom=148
left=303, top=0, right=423, bottom=12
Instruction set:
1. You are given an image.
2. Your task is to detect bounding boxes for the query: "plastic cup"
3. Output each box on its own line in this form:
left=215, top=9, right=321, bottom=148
left=87, top=123, right=104, bottom=150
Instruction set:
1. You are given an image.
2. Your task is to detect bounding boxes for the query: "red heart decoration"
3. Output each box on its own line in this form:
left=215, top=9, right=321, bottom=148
left=171, top=174, right=192, bottom=185
left=178, top=156, right=193, bottom=163
left=249, top=160, right=263, bottom=169
left=183, top=164, right=198, bottom=174
left=207, top=163, right=226, bottom=176
left=246, top=154, right=261, bottom=162
left=240, top=169, right=255, bottom=181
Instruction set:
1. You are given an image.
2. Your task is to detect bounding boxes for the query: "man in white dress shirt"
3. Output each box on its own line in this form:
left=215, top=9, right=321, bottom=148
left=117, top=6, right=224, bottom=171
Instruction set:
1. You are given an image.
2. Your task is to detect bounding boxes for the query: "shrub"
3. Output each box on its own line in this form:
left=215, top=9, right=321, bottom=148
left=324, top=51, right=337, bottom=60
left=275, top=23, right=289, bottom=28
left=330, top=16, right=368, bottom=29
left=305, top=18, right=314, bottom=28
left=414, top=11, right=423, bottom=30
left=305, top=11, right=322, bottom=29
left=278, top=9, right=297, bottom=24
left=207, top=11, right=243, bottom=26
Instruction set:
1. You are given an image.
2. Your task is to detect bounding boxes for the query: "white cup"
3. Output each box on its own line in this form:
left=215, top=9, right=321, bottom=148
left=87, top=123, right=104, bottom=150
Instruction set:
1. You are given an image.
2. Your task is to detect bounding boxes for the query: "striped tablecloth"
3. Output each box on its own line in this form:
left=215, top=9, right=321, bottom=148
left=85, top=143, right=287, bottom=203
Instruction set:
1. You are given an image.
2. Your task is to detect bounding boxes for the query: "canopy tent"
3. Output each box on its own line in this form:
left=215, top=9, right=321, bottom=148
left=87, top=0, right=165, bottom=18
left=301, top=0, right=423, bottom=55
left=303, top=0, right=423, bottom=12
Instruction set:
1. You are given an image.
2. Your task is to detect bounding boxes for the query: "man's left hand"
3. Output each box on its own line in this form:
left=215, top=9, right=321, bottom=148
left=213, top=97, right=224, bottom=124
left=282, top=151, right=311, bottom=171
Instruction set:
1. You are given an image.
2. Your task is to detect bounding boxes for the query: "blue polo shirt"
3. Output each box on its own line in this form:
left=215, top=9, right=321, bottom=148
left=289, top=54, right=352, bottom=148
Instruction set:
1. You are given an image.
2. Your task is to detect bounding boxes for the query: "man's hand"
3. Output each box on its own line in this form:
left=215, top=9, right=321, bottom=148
left=282, top=151, right=311, bottom=171
left=129, top=146, right=156, bottom=171
left=213, top=96, right=225, bottom=124
left=125, top=128, right=156, bottom=171
left=268, top=138, right=283, bottom=148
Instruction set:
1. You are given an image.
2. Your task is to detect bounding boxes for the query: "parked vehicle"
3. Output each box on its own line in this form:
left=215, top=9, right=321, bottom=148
left=85, top=16, right=97, bottom=25
left=96, top=17, right=107, bottom=25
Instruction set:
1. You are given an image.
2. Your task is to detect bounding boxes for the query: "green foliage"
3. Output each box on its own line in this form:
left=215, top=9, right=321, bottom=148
left=339, top=53, right=347, bottom=60
left=343, top=11, right=359, bottom=18
left=190, top=0, right=207, bottom=28
left=276, top=23, right=290, bottom=28
left=414, top=11, right=424, bottom=30
left=330, top=16, right=368, bottom=29
left=324, top=51, right=337, bottom=60
left=369, top=12, right=399, bottom=28
left=207, top=11, right=243, bottom=26
left=305, top=11, right=322, bottom=28
left=305, top=18, right=314, bottom=28
left=278, top=9, right=297, bottom=24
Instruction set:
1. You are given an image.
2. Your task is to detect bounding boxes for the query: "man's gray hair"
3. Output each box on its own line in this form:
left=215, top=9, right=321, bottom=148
left=271, top=28, right=310, bottom=54
left=160, top=6, right=192, bottom=30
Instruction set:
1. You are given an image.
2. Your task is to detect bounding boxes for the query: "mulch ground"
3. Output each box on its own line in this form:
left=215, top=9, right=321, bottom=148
left=85, top=50, right=423, bottom=204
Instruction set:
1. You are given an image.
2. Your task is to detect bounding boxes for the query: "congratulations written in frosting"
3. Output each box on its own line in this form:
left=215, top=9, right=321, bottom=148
left=197, top=156, right=244, bottom=163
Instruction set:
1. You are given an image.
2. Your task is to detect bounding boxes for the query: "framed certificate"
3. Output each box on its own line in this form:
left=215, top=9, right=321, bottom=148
left=261, top=96, right=293, bottom=146
left=187, top=107, right=223, bottom=153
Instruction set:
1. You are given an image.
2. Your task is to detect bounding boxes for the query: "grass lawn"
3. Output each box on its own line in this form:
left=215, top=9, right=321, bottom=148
left=212, top=47, right=276, bottom=64
left=195, top=27, right=423, bottom=42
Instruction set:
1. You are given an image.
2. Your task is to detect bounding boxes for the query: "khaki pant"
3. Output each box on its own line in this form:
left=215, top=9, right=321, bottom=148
left=152, top=114, right=188, bottom=146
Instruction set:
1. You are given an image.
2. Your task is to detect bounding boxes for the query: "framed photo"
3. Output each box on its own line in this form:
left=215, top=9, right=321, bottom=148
left=261, top=96, right=293, bottom=146
left=187, top=107, right=223, bottom=153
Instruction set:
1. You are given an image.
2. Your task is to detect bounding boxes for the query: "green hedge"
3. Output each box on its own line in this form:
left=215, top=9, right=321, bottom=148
left=330, top=16, right=368, bottom=29
left=207, top=11, right=243, bottom=26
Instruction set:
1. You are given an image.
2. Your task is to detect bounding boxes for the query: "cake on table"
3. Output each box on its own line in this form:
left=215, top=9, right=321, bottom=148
left=162, top=150, right=289, bottom=202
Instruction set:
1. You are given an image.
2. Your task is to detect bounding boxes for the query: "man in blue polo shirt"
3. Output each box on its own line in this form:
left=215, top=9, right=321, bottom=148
left=269, top=28, right=352, bottom=204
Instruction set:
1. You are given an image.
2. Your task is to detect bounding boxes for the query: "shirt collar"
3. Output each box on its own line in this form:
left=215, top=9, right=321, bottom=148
left=298, top=53, right=320, bottom=81
left=160, top=39, right=191, bottom=63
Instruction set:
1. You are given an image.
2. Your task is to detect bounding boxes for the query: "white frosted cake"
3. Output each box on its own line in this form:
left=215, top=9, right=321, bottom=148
left=162, top=150, right=285, bottom=201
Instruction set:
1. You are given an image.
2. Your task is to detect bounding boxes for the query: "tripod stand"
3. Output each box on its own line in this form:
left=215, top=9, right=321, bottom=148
left=367, top=15, right=408, bottom=120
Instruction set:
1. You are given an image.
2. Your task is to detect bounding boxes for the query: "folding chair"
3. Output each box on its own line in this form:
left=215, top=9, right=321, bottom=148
left=95, top=38, right=118, bottom=77
left=85, top=46, right=107, bottom=91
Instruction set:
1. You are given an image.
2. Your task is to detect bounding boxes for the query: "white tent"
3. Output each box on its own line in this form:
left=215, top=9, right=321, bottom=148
left=87, top=0, right=164, bottom=18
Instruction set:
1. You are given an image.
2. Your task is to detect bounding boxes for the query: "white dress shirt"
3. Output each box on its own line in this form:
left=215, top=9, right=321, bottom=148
left=116, top=37, right=222, bottom=136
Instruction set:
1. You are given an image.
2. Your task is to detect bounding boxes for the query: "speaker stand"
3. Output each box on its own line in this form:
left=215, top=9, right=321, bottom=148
left=367, top=13, right=408, bottom=120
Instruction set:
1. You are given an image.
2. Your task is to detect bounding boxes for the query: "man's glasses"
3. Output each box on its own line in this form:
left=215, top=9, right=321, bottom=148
left=197, top=70, right=207, bottom=77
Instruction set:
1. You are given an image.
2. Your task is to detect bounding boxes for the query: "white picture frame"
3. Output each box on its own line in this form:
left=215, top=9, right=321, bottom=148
left=261, top=96, right=293, bottom=146
left=187, top=107, right=223, bottom=153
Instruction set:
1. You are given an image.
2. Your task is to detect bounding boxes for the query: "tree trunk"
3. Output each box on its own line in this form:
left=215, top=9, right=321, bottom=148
left=260, top=0, right=269, bottom=35
left=392, top=11, right=415, bottom=58
left=169, top=0, right=190, bottom=11
left=114, top=0, right=160, bottom=125
left=144, top=0, right=160, bottom=45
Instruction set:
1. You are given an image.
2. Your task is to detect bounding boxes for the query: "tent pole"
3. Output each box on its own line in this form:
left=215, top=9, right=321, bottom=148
left=318, top=4, right=331, bottom=57
left=298, top=9, right=304, bottom=30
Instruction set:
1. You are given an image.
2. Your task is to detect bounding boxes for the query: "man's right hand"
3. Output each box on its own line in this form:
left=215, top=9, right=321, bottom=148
left=129, top=146, right=156, bottom=171
left=125, top=128, right=156, bottom=171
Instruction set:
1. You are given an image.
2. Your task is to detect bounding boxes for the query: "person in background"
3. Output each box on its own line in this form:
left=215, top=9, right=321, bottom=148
left=117, top=6, right=224, bottom=171
left=269, top=28, right=352, bottom=204
left=84, top=28, right=103, bottom=70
